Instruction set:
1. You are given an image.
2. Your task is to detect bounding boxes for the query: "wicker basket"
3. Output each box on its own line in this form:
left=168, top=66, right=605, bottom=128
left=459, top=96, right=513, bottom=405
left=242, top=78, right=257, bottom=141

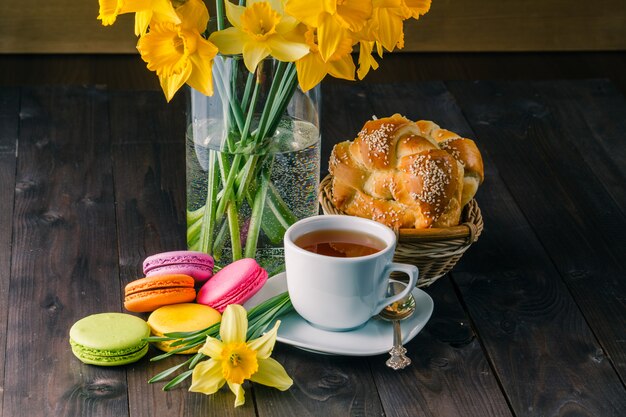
left=318, top=175, right=484, bottom=288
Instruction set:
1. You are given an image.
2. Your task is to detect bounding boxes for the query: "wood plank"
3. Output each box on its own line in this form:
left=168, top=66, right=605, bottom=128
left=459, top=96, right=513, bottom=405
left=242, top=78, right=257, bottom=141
left=350, top=82, right=512, bottom=417
left=403, top=0, right=626, bottom=51
left=443, top=80, right=626, bottom=416
left=108, top=90, right=257, bottom=416
left=255, top=345, right=385, bottom=416
left=372, top=278, right=513, bottom=417
left=448, top=79, right=626, bottom=381
left=0, top=87, right=19, bottom=417
left=536, top=79, right=626, bottom=212
left=3, top=87, right=129, bottom=417
left=2, top=0, right=625, bottom=52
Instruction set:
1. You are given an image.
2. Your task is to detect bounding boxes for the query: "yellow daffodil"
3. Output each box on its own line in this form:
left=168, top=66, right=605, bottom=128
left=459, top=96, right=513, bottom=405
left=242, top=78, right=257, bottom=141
left=137, top=0, right=218, bottom=101
left=296, top=26, right=355, bottom=92
left=285, top=0, right=372, bottom=62
left=404, top=0, right=431, bottom=19
left=367, top=0, right=431, bottom=52
left=357, top=40, right=380, bottom=80
left=209, top=0, right=309, bottom=73
left=189, top=304, right=292, bottom=407
left=97, top=0, right=180, bottom=36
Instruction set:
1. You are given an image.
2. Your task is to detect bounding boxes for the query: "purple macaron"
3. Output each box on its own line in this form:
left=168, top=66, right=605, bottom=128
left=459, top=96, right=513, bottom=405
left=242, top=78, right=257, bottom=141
left=143, top=251, right=214, bottom=283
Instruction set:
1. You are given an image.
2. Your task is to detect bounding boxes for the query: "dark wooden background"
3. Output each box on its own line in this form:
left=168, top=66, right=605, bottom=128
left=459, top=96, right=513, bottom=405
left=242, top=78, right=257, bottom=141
left=2, top=52, right=626, bottom=95
left=1, top=52, right=626, bottom=416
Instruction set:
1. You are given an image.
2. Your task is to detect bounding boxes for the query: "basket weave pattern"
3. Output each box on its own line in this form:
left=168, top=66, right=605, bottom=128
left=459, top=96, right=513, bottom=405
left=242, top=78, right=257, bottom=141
left=319, top=175, right=484, bottom=287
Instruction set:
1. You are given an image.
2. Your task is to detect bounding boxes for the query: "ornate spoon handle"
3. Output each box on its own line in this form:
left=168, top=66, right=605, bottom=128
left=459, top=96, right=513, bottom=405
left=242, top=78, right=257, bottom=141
left=386, top=320, right=411, bottom=370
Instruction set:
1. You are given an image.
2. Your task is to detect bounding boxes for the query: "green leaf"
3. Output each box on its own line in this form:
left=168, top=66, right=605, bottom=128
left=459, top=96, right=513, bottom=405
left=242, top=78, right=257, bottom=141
left=148, top=359, right=191, bottom=384
left=163, top=370, right=194, bottom=391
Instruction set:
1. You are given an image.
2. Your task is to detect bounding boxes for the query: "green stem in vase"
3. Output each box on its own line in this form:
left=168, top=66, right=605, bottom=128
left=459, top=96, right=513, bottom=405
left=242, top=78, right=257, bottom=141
left=244, top=158, right=272, bottom=258
left=215, top=0, right=225, bottom=30
left=211, top=216, right=229, bottom=260
left=226, top=201, right=242, bottom=260
left=240, top=71, right=255, bottom=113
left=199, top=150, right=219, bottom=253
left=215, top=152, right=242, bottom=220
left=212, top=59, right=245, bottom=134
left=252, top=61, right=287, bottom=145
left=265, top=65, right=299, bottom=137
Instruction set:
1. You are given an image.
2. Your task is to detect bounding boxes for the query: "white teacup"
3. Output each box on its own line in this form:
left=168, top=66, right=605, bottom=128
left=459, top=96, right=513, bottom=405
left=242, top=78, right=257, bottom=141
left=284, top=215, right=419, bottom=331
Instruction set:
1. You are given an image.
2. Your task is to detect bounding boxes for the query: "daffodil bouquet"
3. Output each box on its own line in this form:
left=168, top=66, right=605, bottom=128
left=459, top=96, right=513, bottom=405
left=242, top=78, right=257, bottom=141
left=98, top=0, right=431, bottom=271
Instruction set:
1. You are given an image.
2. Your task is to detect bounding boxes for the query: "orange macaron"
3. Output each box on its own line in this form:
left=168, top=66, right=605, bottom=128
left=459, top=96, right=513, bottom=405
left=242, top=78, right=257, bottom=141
left=124, top=274, right=196, bottom=313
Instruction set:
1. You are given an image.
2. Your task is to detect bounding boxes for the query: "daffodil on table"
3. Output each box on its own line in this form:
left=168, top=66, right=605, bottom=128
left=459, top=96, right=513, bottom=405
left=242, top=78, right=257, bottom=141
left=146, top=291, right=293, bottom=407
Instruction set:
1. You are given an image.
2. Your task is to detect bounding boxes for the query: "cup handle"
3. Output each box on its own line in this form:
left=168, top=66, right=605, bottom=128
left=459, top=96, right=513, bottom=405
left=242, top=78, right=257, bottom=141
left=374, top=263, right=419, bottom=315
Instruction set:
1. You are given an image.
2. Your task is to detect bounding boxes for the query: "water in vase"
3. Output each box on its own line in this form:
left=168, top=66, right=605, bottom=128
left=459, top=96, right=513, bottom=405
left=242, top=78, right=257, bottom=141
left=186, top=116, right=321, bottom=275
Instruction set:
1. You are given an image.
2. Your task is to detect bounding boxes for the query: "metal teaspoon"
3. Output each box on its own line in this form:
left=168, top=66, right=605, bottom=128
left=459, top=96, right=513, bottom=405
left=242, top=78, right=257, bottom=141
left=378, top=281, right=417, bottom=370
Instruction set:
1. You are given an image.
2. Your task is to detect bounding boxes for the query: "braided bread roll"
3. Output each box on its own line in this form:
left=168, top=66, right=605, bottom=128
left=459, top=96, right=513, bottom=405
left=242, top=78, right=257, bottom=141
left=329, top=114, right=484, bottom=229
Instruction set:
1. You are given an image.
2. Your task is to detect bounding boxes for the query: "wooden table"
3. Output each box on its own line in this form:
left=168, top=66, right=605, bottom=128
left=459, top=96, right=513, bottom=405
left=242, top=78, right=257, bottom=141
left=1, top=79, right=625, bottom=417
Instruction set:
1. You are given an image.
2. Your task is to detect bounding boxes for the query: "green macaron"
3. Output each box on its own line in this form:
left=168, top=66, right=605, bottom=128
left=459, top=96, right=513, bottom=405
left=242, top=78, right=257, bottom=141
left=69, top=312, right=150, bottom=366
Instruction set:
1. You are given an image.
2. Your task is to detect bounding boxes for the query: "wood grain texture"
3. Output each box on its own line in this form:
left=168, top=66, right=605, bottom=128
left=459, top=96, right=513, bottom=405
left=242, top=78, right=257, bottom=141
left=109, top=90, right=256, bottom=416
left=403, top=0, right=626, bottom=51
left=255, top=345, right=385, bottom=417
left=2, top=0, right=625, bottom=52
left=0, top=3, right=136, bottom=53
left=372, top=278, right=513, bottom=417
left=0, top=87, right=18, bottom=417
left=447, top=79, right=626, bottom=382
left=334, top=82, right=512, bottom=417
left=3, top=87, right=129, bottom=417
left=442, top=81, right=626, bottom=416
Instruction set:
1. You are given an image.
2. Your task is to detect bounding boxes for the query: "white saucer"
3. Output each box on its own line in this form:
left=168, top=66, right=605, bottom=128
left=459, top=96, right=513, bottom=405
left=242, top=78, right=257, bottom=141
left=244, top=272, right=434, bottom=356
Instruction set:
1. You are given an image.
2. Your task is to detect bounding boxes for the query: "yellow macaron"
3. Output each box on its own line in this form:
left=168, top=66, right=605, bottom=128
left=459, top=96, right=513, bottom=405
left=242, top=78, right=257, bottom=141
left=147, top=303, right=221, bottom=354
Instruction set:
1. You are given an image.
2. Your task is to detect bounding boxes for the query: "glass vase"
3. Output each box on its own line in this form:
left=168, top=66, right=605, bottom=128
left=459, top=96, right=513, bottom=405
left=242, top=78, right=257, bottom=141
left=186, top=56, right=321, bottom=275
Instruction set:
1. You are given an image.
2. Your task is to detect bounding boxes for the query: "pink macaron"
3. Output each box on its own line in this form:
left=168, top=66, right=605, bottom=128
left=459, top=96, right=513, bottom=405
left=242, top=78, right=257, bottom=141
left=196, top=258, right=268, bottom=312
left=143, top=251, right=214, bottom=283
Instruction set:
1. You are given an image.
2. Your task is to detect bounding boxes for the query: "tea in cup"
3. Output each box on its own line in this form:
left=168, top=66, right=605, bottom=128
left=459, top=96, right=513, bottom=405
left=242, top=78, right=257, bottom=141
left=284, top=215, right=419, bottom=331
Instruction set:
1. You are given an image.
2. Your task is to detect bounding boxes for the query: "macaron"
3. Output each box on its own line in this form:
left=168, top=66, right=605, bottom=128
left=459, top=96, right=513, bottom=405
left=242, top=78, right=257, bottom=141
left=196, top=258, right=268, bottom=312
left=124, top=274, right=196, bottom=313
left=147, top=303, right=222, bottom=354
left=143, top=250, right=214, bottom=283
left=69, top=313, right=150, bottom=366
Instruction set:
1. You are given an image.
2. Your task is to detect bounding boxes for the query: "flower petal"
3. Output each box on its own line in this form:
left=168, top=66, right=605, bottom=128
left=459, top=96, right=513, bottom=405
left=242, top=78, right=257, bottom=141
left=159, top=63, right=191, bottom=102
left=242, top=41, right=271, bottom=73
left=357, top=40, right=379, bottom=79
left=374, top=8, right=404, bottom=51
left=134, top=10, right=153, bottom=36
left=252, top=0, right=284, bottom=15
left=220, top=304, right=248, bottom=345
left=404, top=0, right=431, bottom=18
left=295, top=53, right=327, bottom=92
left=328, top=53, right=356, bottom=81
left=250, top=357, right=293, bottom=390
left=227, top=381, right=246, bottom=407
left=209, top=27, right=246, bottom=55
left=247, top=321, right=279, bottom=359
left=266, top=36, right=310, bottom=62
left=151, top=0, right=180, bottom=24
left=317, top=12, right=346, bottom=62
left=198, top=336, right=223, bottom=359
left=225, top=0, right=246, bottom=28
left=336, top=0, right=372, bottom=32
left=176, top=0, right=209, bottom=32
left=284, top=0, right=324, bottom=27
left=189, top=359, right=226, bottom=395
left=187, top=37, right=218, bottom=96
left=276, top=15, right=301, bottom=34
